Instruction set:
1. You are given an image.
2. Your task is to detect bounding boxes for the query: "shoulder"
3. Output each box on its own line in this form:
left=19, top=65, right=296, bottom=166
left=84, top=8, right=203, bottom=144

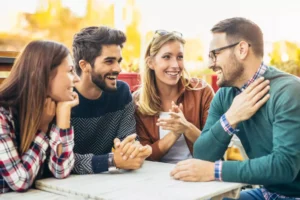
left=0, top=106, right=12, bottom=121
left=111, top=80, right=132, bottom=104
left=266, top=68, right=300, bottom=105
left=186, top=78, right=215, bottom=97
left=117, top=80, right=131, bottom=92
left=266, top=67, right=300, bottom=89
left=0, top=106, right=14, bottom=135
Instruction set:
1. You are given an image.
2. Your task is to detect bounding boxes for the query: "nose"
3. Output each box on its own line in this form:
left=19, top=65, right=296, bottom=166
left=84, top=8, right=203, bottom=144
left=208, top=58, right=216, bottom=70
left=113, top=62, right=122, bottom=73
left=73, top=72, right=80, bottom=83
left=171, top=57, right=180, bottom=69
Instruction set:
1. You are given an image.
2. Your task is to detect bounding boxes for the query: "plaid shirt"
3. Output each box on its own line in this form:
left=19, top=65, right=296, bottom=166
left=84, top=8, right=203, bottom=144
left=215, top=64, right=300, bottom=199
left=220, top=63, right=268, bottom=136
left=261, top=188, right=300, bottom=200
left=0, top=107, right=74, bottom=193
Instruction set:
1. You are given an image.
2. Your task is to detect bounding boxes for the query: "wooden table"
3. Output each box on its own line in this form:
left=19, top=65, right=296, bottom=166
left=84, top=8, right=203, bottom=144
left=0, top=189, right=80, bottom=200
left=36, top=161, right=245, bottom=200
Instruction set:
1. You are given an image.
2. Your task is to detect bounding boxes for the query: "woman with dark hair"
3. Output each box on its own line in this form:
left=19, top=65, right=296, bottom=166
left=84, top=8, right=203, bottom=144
left=0, top=40, right=80, bottom=193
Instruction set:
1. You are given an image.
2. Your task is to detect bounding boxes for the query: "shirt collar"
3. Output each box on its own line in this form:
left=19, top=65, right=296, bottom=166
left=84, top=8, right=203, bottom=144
left=239, top=63, right=268, bottom=93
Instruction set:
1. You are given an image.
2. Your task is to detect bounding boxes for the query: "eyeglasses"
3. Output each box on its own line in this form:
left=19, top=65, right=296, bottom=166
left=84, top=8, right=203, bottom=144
left=208, top=42, right=251, bottom=62
left=153, top=30, right=183, bottom=40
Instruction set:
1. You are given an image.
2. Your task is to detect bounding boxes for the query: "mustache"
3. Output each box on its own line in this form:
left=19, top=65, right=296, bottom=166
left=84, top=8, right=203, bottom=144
left=211, top=66, right=222, bottom=72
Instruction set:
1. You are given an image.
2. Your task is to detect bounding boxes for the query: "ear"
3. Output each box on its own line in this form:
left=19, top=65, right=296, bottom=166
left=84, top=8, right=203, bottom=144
left=79, top=60, right=91, bottom=73
left=237, top=41, right=250, bottom=60
left=146, top=57, right=155, bottom=70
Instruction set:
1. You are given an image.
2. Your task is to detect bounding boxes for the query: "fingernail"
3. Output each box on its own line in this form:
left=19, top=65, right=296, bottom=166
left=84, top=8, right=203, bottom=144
left=120, top=152, right=123, bottom=156
left=130, top=155, right=133, bottom=158
left=123, top=156, right=127, bottom=160
left=260, top=77, right=264, bottom=80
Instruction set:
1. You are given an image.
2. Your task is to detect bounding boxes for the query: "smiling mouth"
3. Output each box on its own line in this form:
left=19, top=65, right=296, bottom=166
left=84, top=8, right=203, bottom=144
left=165, top=71, right=180, bottom=76
left=106, top=75, right=117, bottom=80
left=68, top=87, right=74, bottom=91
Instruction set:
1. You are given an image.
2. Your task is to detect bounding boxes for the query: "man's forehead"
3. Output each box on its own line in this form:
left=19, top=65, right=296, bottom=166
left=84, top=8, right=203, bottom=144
left=209, top=33, right=227, bottom=50
left=100, top=44, right=122, bottom=58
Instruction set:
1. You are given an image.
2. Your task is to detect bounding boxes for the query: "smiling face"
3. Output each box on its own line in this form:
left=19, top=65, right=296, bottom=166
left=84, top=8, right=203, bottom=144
left=90, top=44, right=122, bottom=92
left=48, top=54, right=80, bottom=101
left=208, top=33, right=244, bottom=87
left=149, top=40, right=184, bottom=87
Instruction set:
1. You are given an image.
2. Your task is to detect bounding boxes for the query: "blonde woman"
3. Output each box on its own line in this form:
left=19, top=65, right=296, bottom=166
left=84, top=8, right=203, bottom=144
left=0, top=40, right=80, bottom=193
left=134, top=30, right=214, bottom=163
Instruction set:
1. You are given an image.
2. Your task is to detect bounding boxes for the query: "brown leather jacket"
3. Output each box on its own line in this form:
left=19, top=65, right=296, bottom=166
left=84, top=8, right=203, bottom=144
left=134, top=79, right=215, bottom=161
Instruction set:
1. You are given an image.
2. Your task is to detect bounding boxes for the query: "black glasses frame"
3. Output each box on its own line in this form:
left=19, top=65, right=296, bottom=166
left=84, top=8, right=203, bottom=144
left=209, top=42, right=251, bottom=62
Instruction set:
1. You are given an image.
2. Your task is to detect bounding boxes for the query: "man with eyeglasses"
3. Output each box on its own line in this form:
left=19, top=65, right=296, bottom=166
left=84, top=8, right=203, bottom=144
left=171, top=17, right=300, bottom=199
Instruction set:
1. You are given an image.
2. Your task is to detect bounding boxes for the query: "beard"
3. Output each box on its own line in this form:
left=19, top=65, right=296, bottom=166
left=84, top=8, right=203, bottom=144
left=91, top=69, right=119, bottom=92
left=216, top=54, right=244, bottom=87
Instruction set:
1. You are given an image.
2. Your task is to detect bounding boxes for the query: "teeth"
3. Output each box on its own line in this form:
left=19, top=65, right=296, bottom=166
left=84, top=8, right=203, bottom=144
left=165, top=72, right=179, bottom=76
left=106, top=76, right=117, bottom=79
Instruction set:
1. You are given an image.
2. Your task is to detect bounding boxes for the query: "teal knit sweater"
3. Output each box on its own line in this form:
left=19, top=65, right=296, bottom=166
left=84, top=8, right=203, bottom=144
left=194, top=67, right=300, bottom=197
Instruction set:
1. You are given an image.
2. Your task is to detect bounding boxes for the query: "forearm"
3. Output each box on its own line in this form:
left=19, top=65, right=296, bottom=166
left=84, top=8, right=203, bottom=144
left=184, top=122, right=201, bottom=143
left=72, top=153, right=109, bottom=174
left=56, top=108, right=71, bottom=129
left=48, top=125, right=74, bottom=178
left=221, top=153, right=300, bottom=185
left=194, top=120, right=231, bottom=161
left=159, top=131, right=181, bottom=153
left=0, top=132, right=49, bottom=191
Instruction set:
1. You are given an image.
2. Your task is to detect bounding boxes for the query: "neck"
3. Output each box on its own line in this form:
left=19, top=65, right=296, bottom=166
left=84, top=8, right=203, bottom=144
left=234, top=59, right=262, bottom=88
left=75, top=75, right=102, bottom=100
left=156, top=81, right=180, bottom=103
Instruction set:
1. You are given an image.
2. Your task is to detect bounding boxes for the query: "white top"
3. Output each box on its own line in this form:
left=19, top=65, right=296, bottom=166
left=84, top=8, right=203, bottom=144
left=159, top=112, right=192, bottom=164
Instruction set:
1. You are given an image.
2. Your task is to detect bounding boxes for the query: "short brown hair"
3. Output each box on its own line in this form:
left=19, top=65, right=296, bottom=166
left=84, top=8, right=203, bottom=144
left=211, top=17, right=264, bottom=58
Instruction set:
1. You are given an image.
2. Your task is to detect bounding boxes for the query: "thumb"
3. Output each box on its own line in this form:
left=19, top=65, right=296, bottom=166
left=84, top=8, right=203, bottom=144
left=179, top=103, right=183, bottom=112
left=114, top=138, right=121, bottom=148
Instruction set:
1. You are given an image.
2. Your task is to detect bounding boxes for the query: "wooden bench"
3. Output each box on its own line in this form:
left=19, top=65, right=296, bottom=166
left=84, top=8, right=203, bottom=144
left=0, top=57, right=14, bottom=83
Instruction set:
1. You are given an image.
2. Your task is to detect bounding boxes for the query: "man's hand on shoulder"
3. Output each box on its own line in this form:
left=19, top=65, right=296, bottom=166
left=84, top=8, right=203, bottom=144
left=226, top=77, right=270, bottom=128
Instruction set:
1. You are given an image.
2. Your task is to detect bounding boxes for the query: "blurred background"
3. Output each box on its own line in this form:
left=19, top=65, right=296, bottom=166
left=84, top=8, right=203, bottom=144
left=1, top=0, right=300, bottom=79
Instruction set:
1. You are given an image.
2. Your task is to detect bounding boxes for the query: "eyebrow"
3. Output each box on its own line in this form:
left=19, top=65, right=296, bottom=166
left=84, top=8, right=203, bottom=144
left=104, top=57, right=123, bottom=63
left=162, top=52, right=183, bottom=55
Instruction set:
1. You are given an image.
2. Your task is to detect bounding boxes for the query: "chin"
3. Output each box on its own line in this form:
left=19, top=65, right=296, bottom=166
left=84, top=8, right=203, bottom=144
left=104, top=87, right=118, bottom=93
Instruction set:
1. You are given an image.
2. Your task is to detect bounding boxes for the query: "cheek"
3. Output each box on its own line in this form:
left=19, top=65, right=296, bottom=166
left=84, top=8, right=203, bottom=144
left=49, top=75, right=70, bottom=94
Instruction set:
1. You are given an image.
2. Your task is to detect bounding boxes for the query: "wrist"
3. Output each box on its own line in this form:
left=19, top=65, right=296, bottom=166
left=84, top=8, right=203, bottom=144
left=214, top=160, right=223, bottom=181
left=39, top=125, right=49, bottom=133
left=56, top=108, right=71, bottom=129
left=184, top=122, right=193, bottom=134
left=108, top=152, right=120, bottom=173
left=225, top=112, right=239, bottom=128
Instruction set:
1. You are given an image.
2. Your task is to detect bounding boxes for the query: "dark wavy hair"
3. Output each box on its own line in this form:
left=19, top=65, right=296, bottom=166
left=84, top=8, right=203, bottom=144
left=72, top=26, right=126, bottom=76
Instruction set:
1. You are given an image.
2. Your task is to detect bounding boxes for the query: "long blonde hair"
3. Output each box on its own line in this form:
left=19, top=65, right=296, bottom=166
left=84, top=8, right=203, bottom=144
left=0, top=40, right=69, bottom=154
left=136, top=32, right=197, bottom=116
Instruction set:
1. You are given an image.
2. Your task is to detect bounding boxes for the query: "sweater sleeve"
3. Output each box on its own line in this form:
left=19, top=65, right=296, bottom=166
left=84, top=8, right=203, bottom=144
left=135, top=112, right=163, bottom=161
left=194, top=89, right=232, bottom=161
left=0, top=113, right=49, bottom=192
left=221, top=84, right=300, bottom=185
left=72, top=153, right=109, bottom=174
left=116, top=100, right=136, bottom=141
